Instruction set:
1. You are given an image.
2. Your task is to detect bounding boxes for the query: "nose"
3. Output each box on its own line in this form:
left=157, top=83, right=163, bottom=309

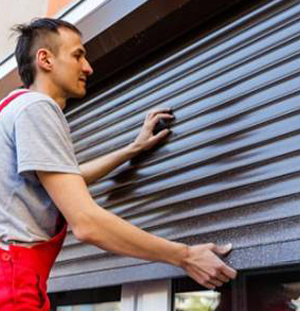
left=83, top=58, right=94, bottom=76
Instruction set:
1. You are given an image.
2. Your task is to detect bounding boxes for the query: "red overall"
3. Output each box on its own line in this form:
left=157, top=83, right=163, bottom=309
left=0, top=91, right=67, bottom=311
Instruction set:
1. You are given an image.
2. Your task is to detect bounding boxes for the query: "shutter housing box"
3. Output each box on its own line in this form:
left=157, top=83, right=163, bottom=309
left=49, top=0, right=300, bottom=292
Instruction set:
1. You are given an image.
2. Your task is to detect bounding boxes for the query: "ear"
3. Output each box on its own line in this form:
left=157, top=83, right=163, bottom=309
left=36, top=48, right=54, bottom=72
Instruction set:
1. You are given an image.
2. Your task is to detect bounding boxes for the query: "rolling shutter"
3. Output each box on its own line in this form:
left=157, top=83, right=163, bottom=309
left=49, top=0, right=300, bottom=291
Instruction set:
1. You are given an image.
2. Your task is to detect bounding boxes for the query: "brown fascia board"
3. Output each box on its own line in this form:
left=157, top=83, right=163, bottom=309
left=85, top=0, right=247, bottom=90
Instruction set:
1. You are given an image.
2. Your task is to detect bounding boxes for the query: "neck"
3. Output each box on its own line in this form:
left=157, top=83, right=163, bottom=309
left=29, top=80, right=66, bottom=110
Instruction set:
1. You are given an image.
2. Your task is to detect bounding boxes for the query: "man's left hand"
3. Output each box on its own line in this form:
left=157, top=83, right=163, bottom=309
left=131, top=108, right=175, bottom=152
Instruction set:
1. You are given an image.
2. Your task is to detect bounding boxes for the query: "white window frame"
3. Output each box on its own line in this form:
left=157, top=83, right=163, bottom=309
left=121, top=280, right=172, bottom=311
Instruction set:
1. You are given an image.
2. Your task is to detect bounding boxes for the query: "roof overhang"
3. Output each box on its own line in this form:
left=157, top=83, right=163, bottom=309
left=85, top=0, right=251, bottom=91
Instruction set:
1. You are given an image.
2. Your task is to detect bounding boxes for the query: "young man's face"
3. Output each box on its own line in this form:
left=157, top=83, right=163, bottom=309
left=50, top=27, right=93, bottom=99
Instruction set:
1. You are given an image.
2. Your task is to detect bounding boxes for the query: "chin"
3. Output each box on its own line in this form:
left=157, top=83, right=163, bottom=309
left=78, top=90, right=86, bottom=98
left=71, top=89, right=86, bottom=99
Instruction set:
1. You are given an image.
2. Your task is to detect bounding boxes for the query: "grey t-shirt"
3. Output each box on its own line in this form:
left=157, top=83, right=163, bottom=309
left=0, top=90, right=81, bottom=248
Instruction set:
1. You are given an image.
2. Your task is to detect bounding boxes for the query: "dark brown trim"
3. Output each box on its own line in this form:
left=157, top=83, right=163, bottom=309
left=49, top=284, right=121, bottom=309
left=85, top=0, right=263, bottom=91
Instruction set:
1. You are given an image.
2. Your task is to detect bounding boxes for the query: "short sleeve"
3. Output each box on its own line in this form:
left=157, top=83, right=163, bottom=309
left=14, top=101, right=81, bottom=179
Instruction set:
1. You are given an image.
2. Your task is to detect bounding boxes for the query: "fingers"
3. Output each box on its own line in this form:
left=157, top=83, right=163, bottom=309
left=213, top=243, right=232, bottom=255
left=209, top=263, right=235, bottom=285
left=183, top=243, right=237, bottom=290
left=217, top=272, right=231, bottom=283
left=208, top=278, right=223, bottom=288
left=147, top=108, right=173, bottom=119
left=153, top=128, right=171, bottom=140
left=197, top=262, right=232, bottom=287
left=187, top=268, right=218, bottom=290
left=152, top=113, right=175, bottom=121
left=146, top=108, right=174, bottom=131
left=220, top=264, right=237, bottom=280
left=145, top=129, right=171, bottom=149
left=149, top=113, right=174, bottom=131
left=211, top=243, right=237, bottom=280
left=190, top=265, right=233, bottom=290
left=209, top=257, right=236, bottom=282
left=132, top=108, right=174, bottom=152
left=188, top=266, right=226, bottom=290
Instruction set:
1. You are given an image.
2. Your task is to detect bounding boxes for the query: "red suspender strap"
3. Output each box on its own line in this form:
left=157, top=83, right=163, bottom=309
left=0, top=90, right=29, bottom=113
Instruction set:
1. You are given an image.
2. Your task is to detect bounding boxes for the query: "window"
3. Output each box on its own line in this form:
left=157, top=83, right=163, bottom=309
left=57, top=302, right=120, bottom=311
left=49, top=267, right=300, bottom=311
left=50, top=280, right=171, bottom=311
left=49, top=286, right=121, bottom=311
left=174, top=291, right=221, bottom=311
left=173, top=277, right=232, bottom=311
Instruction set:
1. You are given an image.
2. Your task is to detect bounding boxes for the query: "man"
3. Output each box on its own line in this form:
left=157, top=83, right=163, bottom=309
left=0, top=18, right=236, bottom=310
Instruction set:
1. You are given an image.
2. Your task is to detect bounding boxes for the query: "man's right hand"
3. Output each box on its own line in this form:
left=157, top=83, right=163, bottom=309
left=181, top=243, right=237, bottom=289
left=37, top=171, right=237, bottom=290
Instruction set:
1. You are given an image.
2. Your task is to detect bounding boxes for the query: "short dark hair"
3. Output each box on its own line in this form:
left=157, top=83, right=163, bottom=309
left=12, top=18, right=82, bottom=88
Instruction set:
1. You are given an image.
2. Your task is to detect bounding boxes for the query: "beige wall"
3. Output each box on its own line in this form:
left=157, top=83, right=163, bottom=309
left=0, top=0, right=77, bottom=62
left=0, top=0, right=48, bottom=62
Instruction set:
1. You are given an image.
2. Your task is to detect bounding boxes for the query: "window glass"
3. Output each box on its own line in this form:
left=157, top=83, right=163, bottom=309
left=174, top=290, right=221, bottom=311
left=57, top=302, right=120, bottom=311
left=173, top=278, right=232, bottom=311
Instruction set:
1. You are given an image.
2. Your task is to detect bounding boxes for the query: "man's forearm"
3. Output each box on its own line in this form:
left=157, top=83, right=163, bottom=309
left=77, top=202, right=236, bottom=290
left=80, top=108, right=174, bottom=185
left=37, top=172, right=237, bottom=289
left=78, top=202, right=188, bottom=267
left=80, top=143, right=141, bottom=185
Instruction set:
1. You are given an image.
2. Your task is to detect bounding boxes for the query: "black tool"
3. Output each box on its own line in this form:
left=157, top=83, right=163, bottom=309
left=153, top=110, right=174, bottom=135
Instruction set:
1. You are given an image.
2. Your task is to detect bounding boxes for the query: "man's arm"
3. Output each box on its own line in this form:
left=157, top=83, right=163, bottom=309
left=79, top=143, right=140, bottom=185
left=37, top=171, right=237, bottom=289
left=80, top=109, right=174, bottom=185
